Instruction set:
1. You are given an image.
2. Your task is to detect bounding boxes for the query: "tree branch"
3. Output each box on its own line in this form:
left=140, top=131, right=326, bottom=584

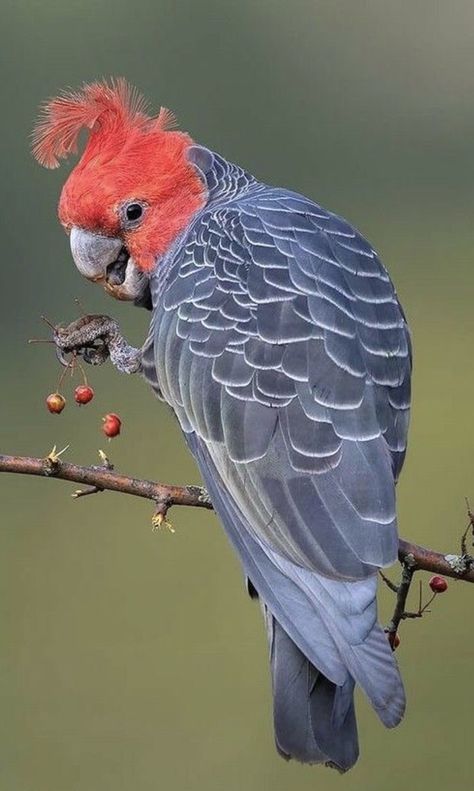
left=384, top=553, right=417, bottom=648
left=0, top=451, right=473, bottom=584
left=0, top=451, right=213, bottom=516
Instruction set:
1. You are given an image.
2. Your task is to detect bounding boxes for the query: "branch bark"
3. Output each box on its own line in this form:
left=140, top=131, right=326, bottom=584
left=0, top=451, right=473, bottom=584
left=0, top=452, right=212, bottom=514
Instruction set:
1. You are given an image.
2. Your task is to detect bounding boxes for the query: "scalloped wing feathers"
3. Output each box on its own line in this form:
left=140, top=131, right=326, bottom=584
left=143, top=149, right=411, bottom=765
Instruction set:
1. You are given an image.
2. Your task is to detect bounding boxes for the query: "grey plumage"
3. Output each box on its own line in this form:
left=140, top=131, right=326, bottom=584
left=265, top=607, right=358, bottom=769
left=141, top=146, right=411, bottom=769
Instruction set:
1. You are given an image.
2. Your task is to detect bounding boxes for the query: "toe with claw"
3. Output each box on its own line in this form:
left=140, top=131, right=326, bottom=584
left=53, top=314, right=142, bottom=374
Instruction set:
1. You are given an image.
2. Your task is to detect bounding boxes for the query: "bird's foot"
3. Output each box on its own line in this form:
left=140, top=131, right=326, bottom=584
left=53, top=314, right=142, bottom=374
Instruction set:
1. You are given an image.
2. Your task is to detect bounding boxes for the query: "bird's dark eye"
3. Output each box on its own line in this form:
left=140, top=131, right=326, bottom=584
left=126, top=203, right=143, bottom=222
left=120, top=200, right=147, bottom=229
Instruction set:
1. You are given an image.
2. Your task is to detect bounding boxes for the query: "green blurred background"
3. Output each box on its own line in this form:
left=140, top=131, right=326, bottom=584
left=1, top=1, right=474, bottom=789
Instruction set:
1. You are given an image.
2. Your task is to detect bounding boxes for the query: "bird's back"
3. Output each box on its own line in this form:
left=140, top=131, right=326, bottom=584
left=142, top=147, right=411, bottom=770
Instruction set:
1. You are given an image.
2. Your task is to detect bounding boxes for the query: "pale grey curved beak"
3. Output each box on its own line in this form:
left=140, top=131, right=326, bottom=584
left=70, top=227, right=123, bottom=281
left=69, top=227, right=148, bottom=302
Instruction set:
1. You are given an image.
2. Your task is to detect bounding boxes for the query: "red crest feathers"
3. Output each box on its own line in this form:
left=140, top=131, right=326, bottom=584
left=32, top=77, right=177, bottom=169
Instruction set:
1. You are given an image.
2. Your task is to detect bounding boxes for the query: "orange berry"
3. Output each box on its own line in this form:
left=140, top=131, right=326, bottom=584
left=46, top=392, right=66, bottom=414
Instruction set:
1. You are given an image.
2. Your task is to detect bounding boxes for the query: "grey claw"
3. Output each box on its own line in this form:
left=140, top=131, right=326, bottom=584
left=50, top=314, right=139, bottom=374
left=83, top=344, right=110, bottom=366
left=55, top=345, right=71, bottom=367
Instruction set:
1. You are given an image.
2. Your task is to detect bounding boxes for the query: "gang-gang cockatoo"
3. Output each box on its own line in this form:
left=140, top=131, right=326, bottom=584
left=33, top=79, right=411, bottom=771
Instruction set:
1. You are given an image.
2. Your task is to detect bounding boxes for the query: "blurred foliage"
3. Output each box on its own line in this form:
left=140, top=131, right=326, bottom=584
left=1, top=1, right=474, bottom=789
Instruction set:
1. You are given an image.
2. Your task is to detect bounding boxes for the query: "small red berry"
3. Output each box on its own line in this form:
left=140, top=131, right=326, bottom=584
left=102, top=413, right=121, bottom=438
left=429, top=575, right=448, bottom=594
left=74, top=384, right=94, bottom=405
left=46, top=392, right=66, bottom=414
left=392, top=633, right=401, bottom=649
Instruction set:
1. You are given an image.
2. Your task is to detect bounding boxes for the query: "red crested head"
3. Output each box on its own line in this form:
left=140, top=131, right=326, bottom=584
left=32, top=79, right=205, bottom=275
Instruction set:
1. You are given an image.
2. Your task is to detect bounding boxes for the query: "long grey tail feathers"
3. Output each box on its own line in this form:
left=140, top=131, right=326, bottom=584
left=186, top=436, right=405, bottom=767
left=264, top=607, right=359, bottom=772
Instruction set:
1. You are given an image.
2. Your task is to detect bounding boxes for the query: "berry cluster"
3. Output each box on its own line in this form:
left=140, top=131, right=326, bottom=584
left=45, top=359, right=121, bottom=438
